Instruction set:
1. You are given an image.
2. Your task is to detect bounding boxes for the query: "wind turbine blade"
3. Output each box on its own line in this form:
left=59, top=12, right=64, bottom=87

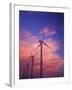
left=35, top=44, right=40, bottom=51
left=45, top=38, right=49, bottom=43
left=34, top=50, right=39, bottom=57
left=43, top=32, right=44, bottom=41
left=43, top=42, right=50, bottom=48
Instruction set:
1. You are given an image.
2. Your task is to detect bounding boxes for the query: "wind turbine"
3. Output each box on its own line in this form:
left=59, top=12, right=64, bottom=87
left=35, top=32, right=50, bottom=78
left=30, top=54, right=34, bottom=78
left=30, top=51, right=39, bottom=78
left=26, top=63, right=29, bottom=78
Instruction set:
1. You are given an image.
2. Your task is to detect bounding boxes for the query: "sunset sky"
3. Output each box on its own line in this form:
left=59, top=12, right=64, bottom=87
left=19, top=10, right=64, bottom=79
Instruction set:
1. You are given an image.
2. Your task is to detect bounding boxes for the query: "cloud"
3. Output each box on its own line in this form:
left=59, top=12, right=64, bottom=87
left=19, top=29, right=64, bottom=78
left=43, top=58, right=64, bottom=77
left=19, top=30, right=62, bottom=61
left=41, top=26, right=56, bottom=37
left=19, top=30, right=39, bottom=59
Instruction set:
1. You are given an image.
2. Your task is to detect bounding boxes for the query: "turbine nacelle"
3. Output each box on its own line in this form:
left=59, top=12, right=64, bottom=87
left=39, top=40, right=43, bottom=43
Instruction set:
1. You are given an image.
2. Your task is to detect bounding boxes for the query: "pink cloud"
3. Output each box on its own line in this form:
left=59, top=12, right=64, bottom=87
left=19, top=29, right=64, bottom=78
left=19, top=30, right=61, bottom=62
left=41, top=26, right=56, bottom=36
left=19, top=30, right=39, bottom=58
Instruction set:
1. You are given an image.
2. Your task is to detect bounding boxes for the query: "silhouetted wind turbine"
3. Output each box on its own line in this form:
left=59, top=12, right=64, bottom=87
left=26, top=63, right=29, bottom=78
left=30, top=54, right=34, bottom=78
left=35, top=32, right=50, bottom=78
left=30, top=51, right=39, bottom=78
